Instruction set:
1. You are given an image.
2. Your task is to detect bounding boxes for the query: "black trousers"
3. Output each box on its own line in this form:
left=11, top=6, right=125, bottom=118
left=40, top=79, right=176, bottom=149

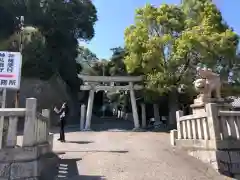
left=59, top=119, right=66, bottom=141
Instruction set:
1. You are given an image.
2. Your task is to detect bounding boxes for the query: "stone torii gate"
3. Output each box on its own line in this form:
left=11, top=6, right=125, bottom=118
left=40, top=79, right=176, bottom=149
left=78, top=75, right=144, bottom=130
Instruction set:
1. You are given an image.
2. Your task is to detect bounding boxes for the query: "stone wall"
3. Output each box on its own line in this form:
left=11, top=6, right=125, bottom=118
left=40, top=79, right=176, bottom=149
left=188, top=149, right=240, bottom=178
left=0, top=143, right=54, bottom=180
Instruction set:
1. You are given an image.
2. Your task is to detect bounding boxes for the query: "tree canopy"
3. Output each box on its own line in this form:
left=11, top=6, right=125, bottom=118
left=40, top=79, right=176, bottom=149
left=0, top=0, right=97, bottom=92
left=124, top=1, right=239, bottom=96
left=124, top=0, right=239, bottom=127
left=0, top=0, right=97, bottom=119
left=76, top=46, right=99, bottom=75
left=108, top=47, right=127, bottom=76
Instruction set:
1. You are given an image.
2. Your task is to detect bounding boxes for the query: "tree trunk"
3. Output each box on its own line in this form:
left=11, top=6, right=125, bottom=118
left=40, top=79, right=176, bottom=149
left=168, top=89, right=179, bottom=130
left=67, top=86, right=80, bottom=125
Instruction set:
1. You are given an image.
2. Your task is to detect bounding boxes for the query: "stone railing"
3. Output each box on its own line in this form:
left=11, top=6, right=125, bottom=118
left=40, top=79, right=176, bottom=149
left=176, top=112, right=209, bottom=141
left=35, top=110, right=50, bottom=145
left=0, top=98, right=53, bottom=180
left=171, top=102, right=240, bottom=178
left=172, top=103, right=214, bottom=149
left=218, top=111, right=240, bottom=141
left=172, top=103, right=240, bottom=150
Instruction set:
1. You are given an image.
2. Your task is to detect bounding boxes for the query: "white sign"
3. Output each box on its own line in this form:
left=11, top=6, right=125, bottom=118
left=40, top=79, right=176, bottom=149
left=0, top=51, right=22, bottom=89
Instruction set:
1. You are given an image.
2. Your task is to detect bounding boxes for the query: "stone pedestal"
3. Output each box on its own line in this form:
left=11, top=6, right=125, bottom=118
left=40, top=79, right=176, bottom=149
left=0, top=143, right=53, bottom=180
left=190, top=103, right=206, bottom=115
left=191, top=98, right=233, bottom=115
left=188, top=98, right=237, bottom=178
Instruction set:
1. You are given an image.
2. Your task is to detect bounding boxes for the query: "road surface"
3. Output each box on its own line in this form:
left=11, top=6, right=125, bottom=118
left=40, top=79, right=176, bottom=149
left=42, top=129, right=231, bottom=180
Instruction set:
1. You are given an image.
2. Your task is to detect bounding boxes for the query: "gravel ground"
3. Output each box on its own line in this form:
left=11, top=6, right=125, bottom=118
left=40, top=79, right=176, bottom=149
left=46, top=130, right=231, bottom=180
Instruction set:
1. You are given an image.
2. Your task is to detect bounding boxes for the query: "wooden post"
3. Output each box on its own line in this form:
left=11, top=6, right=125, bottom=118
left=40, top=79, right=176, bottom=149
left=205, top=103, right=221, bottom=140
left=14, top=90, right=20, bottom=108
left=85, top=90, right=94, bottom=130
left=42, top=109, right=50, bottom=142
left=141, top=103, right=146, bottom=128
left=80, top=104, right=86, bottom=130
left=0, top=89, right=6, bottom=148
left=23, top=98, right=37, bottom=146
left=129, top=82, right=140, bottom=129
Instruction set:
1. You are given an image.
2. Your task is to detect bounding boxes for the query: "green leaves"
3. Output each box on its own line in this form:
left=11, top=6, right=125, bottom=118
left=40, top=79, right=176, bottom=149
left=38, top=0, right=97, bottom=40
left=22, top=32, right=53, bottom=80
left=124, top=1, right=239, bottom=96
left=0, top=0, right=98, bottom=96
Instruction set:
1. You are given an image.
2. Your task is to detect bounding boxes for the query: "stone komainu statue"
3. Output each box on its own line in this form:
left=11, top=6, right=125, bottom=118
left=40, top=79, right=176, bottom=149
left=193, top=67, right=221, bottom=103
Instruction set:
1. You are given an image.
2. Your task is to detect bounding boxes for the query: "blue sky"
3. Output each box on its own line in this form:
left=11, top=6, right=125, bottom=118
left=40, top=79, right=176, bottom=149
left=80, top=0, right=240, bottom=59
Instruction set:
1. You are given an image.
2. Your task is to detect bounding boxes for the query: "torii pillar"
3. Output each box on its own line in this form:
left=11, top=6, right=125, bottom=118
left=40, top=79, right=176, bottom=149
left=84, top=89, right=95, bottom=130
left=129, top=82, right=140, bottom=129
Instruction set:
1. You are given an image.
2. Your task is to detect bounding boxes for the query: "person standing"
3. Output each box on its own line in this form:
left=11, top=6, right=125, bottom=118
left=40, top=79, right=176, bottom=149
left=54, top=102, right=69, bottom=142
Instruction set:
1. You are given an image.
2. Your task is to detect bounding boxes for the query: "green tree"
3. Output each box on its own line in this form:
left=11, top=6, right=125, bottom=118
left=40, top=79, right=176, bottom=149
left=76, top=46, right=98, bottom=63
left=76, top=46, right=99, bottom=75
left=124, top=2, right=238, bottom=128
left=108, top=47, right=127, bottom=76
left=0, top=0, right=97, bottom=119
left=0, top=26, right=52, bottom=80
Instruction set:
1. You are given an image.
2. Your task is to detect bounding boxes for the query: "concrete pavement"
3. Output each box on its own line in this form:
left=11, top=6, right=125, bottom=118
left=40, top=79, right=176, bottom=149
left=44, top=130, right=232, bottom=180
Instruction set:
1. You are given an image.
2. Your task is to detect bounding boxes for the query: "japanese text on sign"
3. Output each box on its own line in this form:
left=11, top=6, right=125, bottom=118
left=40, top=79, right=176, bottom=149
left=0, top=51, right=22, bottom=89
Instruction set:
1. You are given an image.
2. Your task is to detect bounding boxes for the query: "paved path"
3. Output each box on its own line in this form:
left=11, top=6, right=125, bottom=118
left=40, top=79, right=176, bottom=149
left=45, top=130, right=231, bottom=180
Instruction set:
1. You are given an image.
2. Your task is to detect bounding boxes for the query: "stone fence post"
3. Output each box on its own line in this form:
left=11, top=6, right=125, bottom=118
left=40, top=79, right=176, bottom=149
left=42, top=109, right=50, bottom=142
left=205, top=103, right=221, bottom=141
left=23, top=98, right=37, bottom=146
left=176, top=110, right=183, bottom=139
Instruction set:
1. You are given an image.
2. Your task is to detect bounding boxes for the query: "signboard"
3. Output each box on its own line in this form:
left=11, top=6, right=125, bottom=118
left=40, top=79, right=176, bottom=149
left=0, top=51, right=22, bottom=89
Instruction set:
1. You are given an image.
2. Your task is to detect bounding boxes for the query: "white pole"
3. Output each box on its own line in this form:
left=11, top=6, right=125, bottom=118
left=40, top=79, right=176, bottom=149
left=15, top=16, right=24, bottom=108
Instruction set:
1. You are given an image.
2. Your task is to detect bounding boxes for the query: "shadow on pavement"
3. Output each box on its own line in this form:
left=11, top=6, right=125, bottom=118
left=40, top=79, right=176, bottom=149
left=41, top=156, right=106, bottom=180
left=55, top=150, right=129, bottom=155
left=65, top=140, right=94, bottom=144
left=50, top=118, right=135, bottom=133
left=51, top=125, right=170, bottom=133
left=76, top=175, right=106, bottom=180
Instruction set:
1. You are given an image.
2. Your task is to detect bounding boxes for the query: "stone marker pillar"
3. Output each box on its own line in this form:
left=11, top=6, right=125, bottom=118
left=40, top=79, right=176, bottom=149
left=141, top=103, right=146, bottom=128
left=153, top=104, right=160, bottom=122
left=85, top=90, right=95, bottom=130
left=80, top=104, right=86, bottom=130
left=23, top=98, right=37, bottom=147
left=129, top=82, right=140, bottom=129
left=118, top=110, right=121, bottom=118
